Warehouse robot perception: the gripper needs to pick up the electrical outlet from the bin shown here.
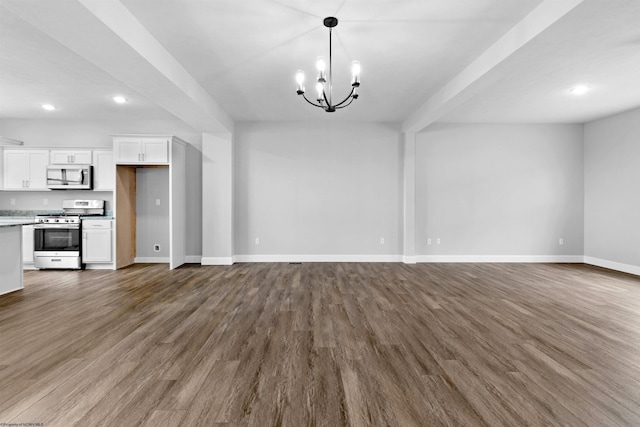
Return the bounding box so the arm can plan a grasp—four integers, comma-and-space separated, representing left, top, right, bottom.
427, 238, 431, 245
153, 244, 161, 252
559, 238, 564, 245
43, 198, 48, 206
380, 237, 385, 245
10, 198, 16, 206
436, 238, 441, 245
255, 237, 260, 245
156, 199, 160, 206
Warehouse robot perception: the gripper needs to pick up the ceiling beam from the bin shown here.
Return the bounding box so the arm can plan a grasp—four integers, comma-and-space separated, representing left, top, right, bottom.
402, 0, 584, 134
3, 0, 233, 133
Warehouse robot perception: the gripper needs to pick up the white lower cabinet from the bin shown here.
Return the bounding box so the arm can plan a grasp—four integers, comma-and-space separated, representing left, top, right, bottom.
82, 220, 113, 263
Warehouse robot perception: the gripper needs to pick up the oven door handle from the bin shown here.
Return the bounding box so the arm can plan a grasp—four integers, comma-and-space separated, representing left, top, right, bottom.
34, 224, 81, 229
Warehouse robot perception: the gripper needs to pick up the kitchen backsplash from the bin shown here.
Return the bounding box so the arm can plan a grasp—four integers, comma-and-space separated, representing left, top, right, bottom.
0, 210, 113, 217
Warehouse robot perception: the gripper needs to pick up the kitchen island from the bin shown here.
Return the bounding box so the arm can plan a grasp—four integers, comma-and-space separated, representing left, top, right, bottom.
0, 220, 33, 296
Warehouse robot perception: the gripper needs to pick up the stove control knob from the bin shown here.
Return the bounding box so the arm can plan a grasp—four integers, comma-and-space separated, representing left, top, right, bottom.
55, 219, 60, 223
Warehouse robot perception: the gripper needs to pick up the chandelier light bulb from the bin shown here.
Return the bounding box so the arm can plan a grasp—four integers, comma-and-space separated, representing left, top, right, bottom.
316, 57, 327, 83
296, 70, 305, 94
316, 57, 326, 72
351, 61, 361, 76
351, 61, 361, 87
316, 82, 324, 102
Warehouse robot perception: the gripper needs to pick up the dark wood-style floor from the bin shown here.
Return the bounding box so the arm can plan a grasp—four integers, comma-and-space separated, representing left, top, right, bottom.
1, 262, 640, 426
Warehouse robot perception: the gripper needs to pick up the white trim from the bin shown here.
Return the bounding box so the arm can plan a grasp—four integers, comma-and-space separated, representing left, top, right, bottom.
0, 287, 23, 296
185, 255, 202, 264
415, 255, 584, 263
201, 257, 234, 266
403, 256, 417, 264
233, 254, 403, 263
84, 264, 115, 270
134, 257, 170, 263
584, 257, 640, 276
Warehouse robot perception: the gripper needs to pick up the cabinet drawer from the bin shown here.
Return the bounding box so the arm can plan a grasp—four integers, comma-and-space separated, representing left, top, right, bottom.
82, 220, 112, 229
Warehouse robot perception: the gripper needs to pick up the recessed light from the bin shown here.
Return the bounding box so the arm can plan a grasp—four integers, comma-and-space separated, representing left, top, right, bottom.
569, 85, 590, 95
42, 104, 56, 111
113, 96, 128, 104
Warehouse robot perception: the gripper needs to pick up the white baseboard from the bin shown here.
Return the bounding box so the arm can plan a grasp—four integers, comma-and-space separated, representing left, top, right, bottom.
233, 254, 403, 263
201, 257, 234, 266
134, 257, 170, 263
0, 287, 23, 296
415, 255, 584, 263
84, 264, 115, 270
403, 256, 417, 264
185, 256, 202, 264
584, 256, 640, 276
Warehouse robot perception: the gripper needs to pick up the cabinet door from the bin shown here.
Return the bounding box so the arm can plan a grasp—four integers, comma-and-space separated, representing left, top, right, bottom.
83, 229, 112, 263
3, 151, 30, 189
142, 139, 168, 163
50, 151, 72, 164
93, 151, 114, 191
27, 151, 49, 189
71, 151, 92, 164
22, 226, 34, 263
115, 139, 142, 163
50, 150, 92, 164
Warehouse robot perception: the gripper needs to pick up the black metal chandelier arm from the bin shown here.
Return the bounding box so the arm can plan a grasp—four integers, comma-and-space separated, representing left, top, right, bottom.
335, 95, 356, 110
301, 93, 326, 109
332, 87, 357, 108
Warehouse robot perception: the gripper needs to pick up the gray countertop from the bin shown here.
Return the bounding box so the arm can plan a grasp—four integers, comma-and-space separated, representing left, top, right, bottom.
0, 219, 36, 228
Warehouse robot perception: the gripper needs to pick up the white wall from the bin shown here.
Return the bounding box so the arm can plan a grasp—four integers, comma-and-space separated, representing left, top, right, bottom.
201, 132, 234, 265
415, 123, 584, 259
0, 118, 203, 257
584, 107, 640, 273
136, 167, 170, 259
234, 121, 402, 260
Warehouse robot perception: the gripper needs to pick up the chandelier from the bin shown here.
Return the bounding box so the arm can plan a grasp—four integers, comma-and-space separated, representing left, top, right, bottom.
295, 17, 360, 113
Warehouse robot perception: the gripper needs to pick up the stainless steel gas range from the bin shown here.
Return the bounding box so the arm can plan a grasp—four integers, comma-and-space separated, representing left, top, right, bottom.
34, 200, 105, 269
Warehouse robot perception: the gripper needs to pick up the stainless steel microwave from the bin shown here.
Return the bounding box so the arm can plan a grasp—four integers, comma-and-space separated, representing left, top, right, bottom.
46, 165, 93, 190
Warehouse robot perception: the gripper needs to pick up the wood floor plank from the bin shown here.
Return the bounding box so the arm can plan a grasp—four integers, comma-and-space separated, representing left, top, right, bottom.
0, 262, 639, 425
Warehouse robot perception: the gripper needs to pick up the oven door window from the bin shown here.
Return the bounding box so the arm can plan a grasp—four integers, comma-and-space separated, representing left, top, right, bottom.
34, 228, 80, 252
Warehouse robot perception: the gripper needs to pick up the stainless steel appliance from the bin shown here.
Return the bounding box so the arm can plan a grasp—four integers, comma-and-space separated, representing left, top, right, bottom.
46, 165, 93, 190
34, 200, 105, 269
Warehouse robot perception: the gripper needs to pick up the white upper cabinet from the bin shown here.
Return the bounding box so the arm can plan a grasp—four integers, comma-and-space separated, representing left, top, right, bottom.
3, 150, 49, 190
113, 136, 169, 164
92, 150, 115, 191
50, 150, 92, 165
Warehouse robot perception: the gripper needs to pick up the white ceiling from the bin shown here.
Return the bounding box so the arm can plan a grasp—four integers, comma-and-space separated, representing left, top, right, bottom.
1, 0, 639, 131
